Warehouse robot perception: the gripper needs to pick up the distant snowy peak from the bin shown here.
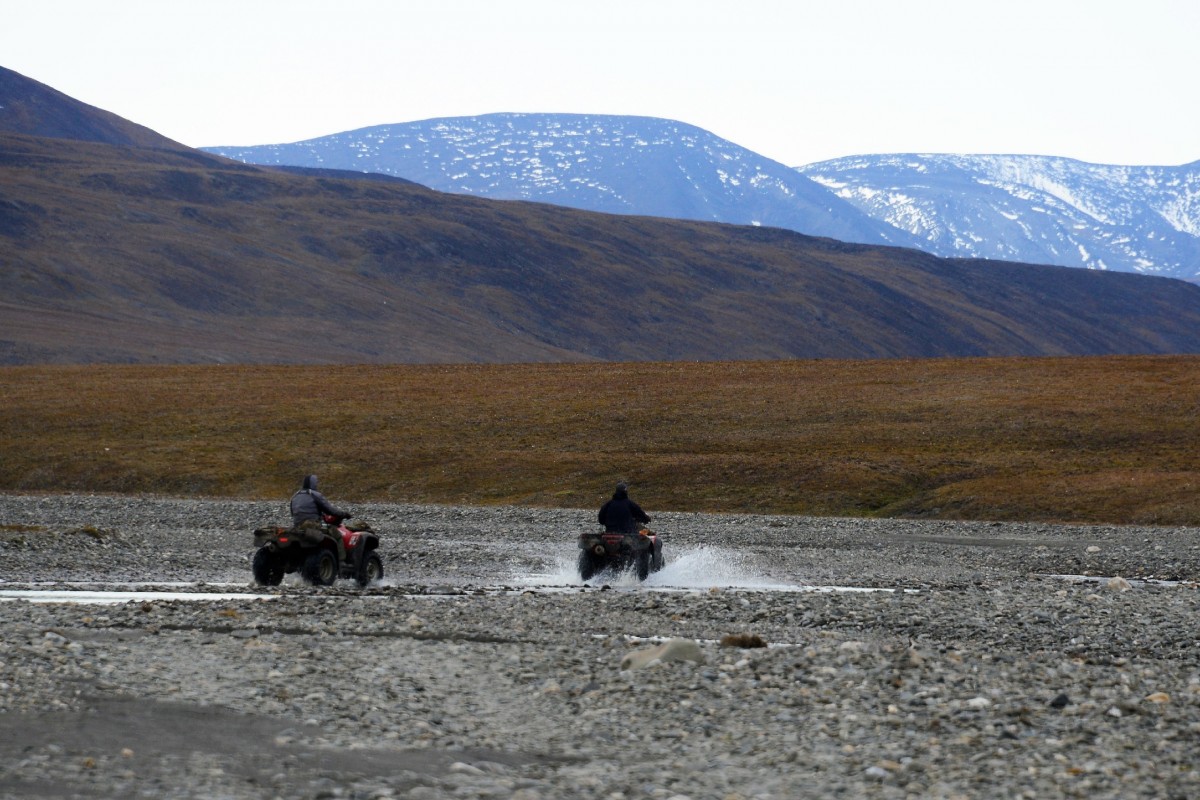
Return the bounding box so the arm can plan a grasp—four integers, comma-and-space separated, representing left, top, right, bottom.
800, 154, 1200, 279
215, 113, 776, 201
207, 115, 1200, 280
299, 114, 787, 208
205, 113, 914, 248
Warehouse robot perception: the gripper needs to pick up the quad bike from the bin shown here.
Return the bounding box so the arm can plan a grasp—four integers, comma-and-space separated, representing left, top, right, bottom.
577, 528, 665, 582
252, 513, 383, 587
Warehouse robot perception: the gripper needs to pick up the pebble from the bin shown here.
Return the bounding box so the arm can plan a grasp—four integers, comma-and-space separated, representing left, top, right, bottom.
0, 493, 1198, 799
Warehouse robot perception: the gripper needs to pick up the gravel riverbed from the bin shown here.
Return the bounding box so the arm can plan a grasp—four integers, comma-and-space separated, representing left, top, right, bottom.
1, 493, 1198, 799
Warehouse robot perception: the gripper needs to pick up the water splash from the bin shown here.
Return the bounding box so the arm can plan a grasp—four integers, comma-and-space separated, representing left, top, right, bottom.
517, 546, 804, 591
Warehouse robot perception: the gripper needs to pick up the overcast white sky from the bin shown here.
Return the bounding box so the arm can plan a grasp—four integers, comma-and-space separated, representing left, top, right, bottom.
4, 0, 1197, 166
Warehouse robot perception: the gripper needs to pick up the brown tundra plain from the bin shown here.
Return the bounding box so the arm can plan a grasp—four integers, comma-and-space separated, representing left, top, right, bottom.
2, 355, 1197, 526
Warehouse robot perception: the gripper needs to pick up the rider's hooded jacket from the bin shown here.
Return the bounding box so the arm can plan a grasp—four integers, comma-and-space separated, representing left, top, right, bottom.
290, 475, 349, 526
598, 484, 651, 534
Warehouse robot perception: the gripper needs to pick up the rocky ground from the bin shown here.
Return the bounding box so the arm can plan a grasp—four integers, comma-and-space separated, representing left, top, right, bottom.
0, 493, 1198, 799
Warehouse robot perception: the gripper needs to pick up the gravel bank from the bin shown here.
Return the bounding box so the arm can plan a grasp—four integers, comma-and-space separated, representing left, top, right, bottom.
1, 493, 1198, 799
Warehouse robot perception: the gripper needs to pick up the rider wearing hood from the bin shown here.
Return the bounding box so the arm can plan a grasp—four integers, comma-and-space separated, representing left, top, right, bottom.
290, 474, 350, 527
598, 482, 651, 534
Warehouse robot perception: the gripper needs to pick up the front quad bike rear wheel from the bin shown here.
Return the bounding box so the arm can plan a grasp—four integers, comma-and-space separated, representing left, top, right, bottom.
302, 549, 338, 586
635, 549, 652, 581
252, 547, 285, 586
356, 552, 384, 587
578, 549, 603, 582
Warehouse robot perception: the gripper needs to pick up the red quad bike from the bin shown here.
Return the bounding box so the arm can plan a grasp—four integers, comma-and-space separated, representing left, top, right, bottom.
252, 514, 383, 587
577, 528, 665, 582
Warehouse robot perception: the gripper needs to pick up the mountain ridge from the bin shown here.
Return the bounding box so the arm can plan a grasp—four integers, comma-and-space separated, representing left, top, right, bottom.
204, 112, 922, 250
6, 132, 1200, 365
0, 66, 188, 151
5, 68, 1200, 365
205, 113, 1200, 280
799, 153, 1200, 281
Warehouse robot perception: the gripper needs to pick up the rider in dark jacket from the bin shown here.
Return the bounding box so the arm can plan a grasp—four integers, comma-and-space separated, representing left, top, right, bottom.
290, 474, 350, 527
598, 483, 650, 534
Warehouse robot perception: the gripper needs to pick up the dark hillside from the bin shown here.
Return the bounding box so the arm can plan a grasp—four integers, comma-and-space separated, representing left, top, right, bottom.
5, 133, 1200, 364
0, 66, 187, 150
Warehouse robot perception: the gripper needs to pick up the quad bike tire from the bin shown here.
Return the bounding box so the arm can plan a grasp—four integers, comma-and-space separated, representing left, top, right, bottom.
578, 550, 603, 582
356, 552, 384, 587
302, 549, 338, 586
635, 549, 652, 581
252, 548, 285, 586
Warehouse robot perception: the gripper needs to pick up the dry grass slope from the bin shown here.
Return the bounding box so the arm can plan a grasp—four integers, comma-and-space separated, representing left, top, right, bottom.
3, 356, 1198, 526
7, 132, 1200, 365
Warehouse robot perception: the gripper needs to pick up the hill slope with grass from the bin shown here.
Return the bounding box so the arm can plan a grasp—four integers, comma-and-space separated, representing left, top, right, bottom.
0, 66, 187, 150
6, 131, 1200, 364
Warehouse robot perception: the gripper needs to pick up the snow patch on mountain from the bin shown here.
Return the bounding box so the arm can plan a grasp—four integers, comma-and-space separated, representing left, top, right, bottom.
205, 114, 1199, 280
204, 113, 915, 249
799, 154, 1200, 280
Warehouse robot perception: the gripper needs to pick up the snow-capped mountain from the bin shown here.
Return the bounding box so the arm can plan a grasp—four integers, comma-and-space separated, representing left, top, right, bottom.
798, 154, 1200, 281
206, 114, 1200, 281
204, 113, 918, 249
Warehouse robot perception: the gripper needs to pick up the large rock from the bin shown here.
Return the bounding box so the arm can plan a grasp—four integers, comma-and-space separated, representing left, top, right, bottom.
620, 638, 705, 670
